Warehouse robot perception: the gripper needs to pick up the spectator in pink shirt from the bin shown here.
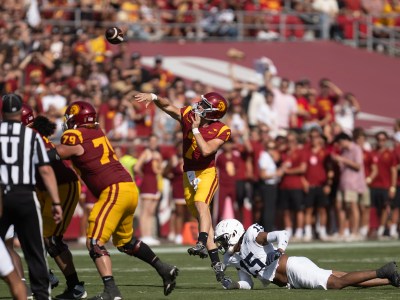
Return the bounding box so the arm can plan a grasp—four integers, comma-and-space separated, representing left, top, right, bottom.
332, 132, 367, 241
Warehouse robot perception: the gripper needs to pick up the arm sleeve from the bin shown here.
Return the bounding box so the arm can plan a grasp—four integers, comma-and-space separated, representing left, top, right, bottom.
237, 269, 254, 290
266, 230, 289, 251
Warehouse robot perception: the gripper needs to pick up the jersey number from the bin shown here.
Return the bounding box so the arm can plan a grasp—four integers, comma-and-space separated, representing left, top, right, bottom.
240, 252, 266, 277
92, 136, 118, 165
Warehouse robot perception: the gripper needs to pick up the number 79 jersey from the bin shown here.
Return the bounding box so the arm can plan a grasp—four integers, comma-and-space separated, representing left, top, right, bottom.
61, 127, 132, 198
239, 224, 279, 283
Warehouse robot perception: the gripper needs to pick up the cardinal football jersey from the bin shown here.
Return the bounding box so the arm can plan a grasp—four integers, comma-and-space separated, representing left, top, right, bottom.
61, 127, 132, 198
180, 106, 231, 171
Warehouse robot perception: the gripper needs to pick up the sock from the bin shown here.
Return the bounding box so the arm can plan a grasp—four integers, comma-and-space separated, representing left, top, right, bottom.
319, 226, 327, 238
304, 225, 312, 237
208, 248, 220, 265
389, 224, 398, 236
102, 276, 116, 289
66, 272, 80, 289
198, 232, 208, 245
359, 226, 368, 237
377, 225, 385, 236
133, 240, 159, 267
294, 228, 303, 238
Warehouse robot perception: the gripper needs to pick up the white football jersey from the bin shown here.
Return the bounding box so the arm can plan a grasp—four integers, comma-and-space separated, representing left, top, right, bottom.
239, 224, 279, 283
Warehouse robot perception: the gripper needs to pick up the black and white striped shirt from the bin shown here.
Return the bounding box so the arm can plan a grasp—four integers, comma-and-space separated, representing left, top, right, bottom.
0, 121, 50, 188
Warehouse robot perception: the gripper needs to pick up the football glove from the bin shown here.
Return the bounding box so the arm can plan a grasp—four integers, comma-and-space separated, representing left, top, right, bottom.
221, 277, 238, 290
266, 250, 282, 266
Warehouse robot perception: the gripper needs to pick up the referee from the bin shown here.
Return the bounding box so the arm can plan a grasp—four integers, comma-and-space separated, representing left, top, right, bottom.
0, 93, 63, 300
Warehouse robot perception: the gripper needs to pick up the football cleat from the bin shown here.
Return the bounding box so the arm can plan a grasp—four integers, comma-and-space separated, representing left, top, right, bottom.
88, 287, 122, 300
212, 262, 226, 282
187, 242, 208, 259
376, 261, 397, 279
49, 269, 59, 289
54, 281, 87, 299
157, 263, 179, 296
388, 271, 400, 288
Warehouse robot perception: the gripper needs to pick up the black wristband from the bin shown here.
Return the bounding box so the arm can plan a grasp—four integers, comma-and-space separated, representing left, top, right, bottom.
52, 203, 61, 206
47, 148, 60, 161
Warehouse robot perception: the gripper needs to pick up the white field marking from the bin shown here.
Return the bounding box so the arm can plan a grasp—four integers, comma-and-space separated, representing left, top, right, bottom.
46, 240, 400, 257
74, 266, 210, 273
319, 257, 396, 263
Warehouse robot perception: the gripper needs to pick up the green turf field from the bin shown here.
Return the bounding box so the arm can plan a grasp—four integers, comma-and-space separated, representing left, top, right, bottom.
1, 241, 400, 300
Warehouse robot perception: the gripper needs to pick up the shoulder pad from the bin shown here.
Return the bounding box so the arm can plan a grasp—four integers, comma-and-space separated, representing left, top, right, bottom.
61, 129, 83, 146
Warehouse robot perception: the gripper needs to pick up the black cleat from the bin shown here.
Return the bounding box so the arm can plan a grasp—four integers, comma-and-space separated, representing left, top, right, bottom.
157, 264, 179, 296
212, 262, 225, 282
388, 271, 400, 287
88, 287, 122, 300
187, 242, 208, 259
376, 261, 397, 279
54, 281, 88, 299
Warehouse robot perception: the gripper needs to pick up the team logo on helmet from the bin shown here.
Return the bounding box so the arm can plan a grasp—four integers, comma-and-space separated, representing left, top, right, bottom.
69, 104, 80, 115
217, 101, 226, 112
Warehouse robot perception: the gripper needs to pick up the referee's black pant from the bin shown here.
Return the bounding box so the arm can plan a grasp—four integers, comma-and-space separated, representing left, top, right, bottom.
0, 188, 50, 300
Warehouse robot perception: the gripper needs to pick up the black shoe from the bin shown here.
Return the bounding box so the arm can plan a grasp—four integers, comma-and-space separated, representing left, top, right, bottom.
157, 264, 179, 296
377, 261, 397, 279
54, 281, 88, 299
187, 242, 208, 259
212, 262, 225, 282
388, 271, 400, 287
49, 269, 59, 289
88, 287, 122, 300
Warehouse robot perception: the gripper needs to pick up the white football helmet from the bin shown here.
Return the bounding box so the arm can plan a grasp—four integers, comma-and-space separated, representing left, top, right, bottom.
214, 219, 245, 254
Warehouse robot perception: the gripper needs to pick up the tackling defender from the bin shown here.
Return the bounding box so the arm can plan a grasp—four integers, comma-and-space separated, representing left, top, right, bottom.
214, 219, 400, 290
48, 101, 178, 300
135, 92, 231, 282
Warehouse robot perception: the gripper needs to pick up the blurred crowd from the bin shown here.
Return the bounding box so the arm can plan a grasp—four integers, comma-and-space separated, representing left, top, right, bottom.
1, 0, 400, 42
1, 0, 400, 245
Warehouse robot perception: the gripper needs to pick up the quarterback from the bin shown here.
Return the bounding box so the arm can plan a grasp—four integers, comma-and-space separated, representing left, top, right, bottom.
214, 219, 400, 290
48, 101, 178, 300
135, 92, 231, 282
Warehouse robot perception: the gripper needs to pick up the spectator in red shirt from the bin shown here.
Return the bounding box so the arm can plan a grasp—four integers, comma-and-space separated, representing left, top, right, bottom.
370, 131, 398, 239
317, 78, 343, 126
215, 140, 238, 223
293, 81, 310, 129
278, 131, 307, 241
303, 128, 332, 241
392, 121, 400, 238
354, 127, 378, 239
98, 94, 120, 134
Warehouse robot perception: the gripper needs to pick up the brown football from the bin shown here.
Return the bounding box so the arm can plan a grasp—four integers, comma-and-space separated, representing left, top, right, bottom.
105, 27, 124, 44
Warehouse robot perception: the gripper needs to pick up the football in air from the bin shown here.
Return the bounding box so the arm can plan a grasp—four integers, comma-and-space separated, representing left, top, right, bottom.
105, 27, 124, 44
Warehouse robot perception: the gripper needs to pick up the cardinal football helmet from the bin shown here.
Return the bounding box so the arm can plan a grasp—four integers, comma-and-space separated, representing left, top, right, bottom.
192, 92, 228, 121
63, 101, 97, 131
214, 219, 245, 254
21, 103, 35, 127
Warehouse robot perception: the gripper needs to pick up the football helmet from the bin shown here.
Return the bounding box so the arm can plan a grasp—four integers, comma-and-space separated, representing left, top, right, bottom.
63, 101, 97, 131
21, 103, 35, 127
214, 219, 245, 254
191, 92, 228, 121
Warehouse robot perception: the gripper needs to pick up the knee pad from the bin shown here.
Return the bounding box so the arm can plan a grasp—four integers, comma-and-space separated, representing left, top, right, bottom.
45, 236, 68, 258
117, 237, 141, 256
89, 241, 110, 261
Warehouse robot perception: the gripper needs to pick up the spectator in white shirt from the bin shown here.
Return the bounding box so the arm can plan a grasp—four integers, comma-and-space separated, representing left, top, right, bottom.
272, 79, 298, 130
334, 93, 360, 136
256, 90, 279, 138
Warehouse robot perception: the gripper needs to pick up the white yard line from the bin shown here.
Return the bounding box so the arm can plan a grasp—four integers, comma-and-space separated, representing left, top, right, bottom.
61, 240, 400, 256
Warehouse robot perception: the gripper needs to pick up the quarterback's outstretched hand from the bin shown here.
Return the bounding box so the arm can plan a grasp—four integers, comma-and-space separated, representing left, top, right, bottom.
221, 277, 239, 290
134, 93, 153, 108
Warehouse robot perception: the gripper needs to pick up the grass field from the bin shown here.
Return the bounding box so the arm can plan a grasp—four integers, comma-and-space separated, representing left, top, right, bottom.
1, 241, 400, 300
